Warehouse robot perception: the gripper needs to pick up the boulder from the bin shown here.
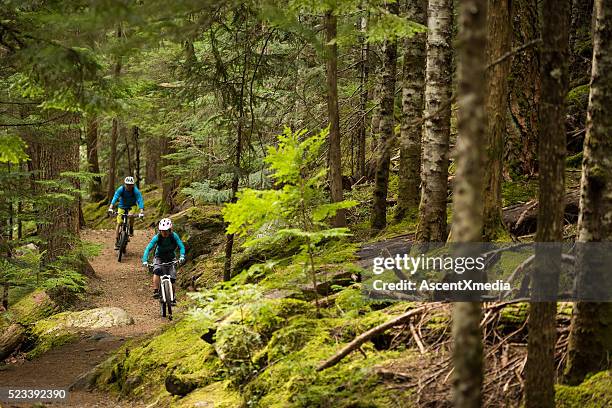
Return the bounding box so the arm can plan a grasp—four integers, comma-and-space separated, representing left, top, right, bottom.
34, 307, 134, 333
165, 373, 198, 396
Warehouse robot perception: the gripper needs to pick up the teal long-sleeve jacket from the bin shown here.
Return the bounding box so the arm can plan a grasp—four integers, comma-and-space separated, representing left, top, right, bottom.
142, 232, 186, 263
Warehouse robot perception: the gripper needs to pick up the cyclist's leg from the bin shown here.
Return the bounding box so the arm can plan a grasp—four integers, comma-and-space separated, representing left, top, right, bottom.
128, 206, 136, 236
170, 265, 177, 302
152, 258, 162, 297
115, 208, 125, 248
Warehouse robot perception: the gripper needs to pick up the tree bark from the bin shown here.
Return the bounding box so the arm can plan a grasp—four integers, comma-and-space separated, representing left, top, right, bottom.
160, 136, 178, 214
133, 126, 141, 187
106, 118, 119, 200
106, 26, 122, 201
483, 0, 511, 240
355, 13, 369, 180
569, 0, 594, 86
395, 0, 427, 222
506, 0, 540, 178
564, 0, 612, 385
85, 116, 104, 201
325, 11, 346, 228
371, 1, 399, 231
451, 1, 486, 406
145, 134, 160, 186
416, 0, 453, 242
27, 114, 81, 263
525, 1, 569, 407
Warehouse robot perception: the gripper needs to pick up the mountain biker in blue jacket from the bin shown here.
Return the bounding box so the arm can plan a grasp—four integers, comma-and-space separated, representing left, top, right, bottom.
107, 176, 145, 249
142, 218, 186, 305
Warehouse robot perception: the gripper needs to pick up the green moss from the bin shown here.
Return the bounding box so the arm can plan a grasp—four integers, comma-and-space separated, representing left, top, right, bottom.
174, 380, 242, 408
94, 317, 218, 397
334, 287, 369, 316
566, 84, 590, 107
9, 290, 59, 326
556, 371, 612, 408
566, 152, 583, 168
502, 179, 538, 206
26, 330, 79, 359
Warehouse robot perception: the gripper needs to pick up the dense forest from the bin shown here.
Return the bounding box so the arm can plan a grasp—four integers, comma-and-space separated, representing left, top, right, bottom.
0, 0, 611, 407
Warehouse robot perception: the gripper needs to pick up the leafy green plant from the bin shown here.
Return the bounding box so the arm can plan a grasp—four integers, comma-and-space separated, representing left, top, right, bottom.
223, 127, 357, 315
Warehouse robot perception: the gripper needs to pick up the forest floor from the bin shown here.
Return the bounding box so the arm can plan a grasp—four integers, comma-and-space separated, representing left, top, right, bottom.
0, 228, 167, 407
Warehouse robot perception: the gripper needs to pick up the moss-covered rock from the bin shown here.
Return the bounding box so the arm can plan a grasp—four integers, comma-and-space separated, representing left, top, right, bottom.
25, 307, 133, 359
174, 380, 242, 408
556, 370, 612, 408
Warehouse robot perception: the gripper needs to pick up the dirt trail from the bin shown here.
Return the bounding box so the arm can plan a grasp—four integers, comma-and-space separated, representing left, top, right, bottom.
0, 228, 170, 407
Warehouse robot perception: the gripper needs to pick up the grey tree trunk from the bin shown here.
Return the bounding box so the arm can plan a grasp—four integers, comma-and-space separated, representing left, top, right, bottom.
506, 0, 540, 178
145, 134, 160, 186
451, 1, 486, 406
371, 0, 399, 231
525, 0, 570, 407
85, 116, 104, 202
416, 0, 453, 242
106, 26, 122, 201
483, 0, 511, 240
356, 13, 369, 180
395, 0, 427, 222
564, 0, 612, 385
325, 11, 346, 227
569, 0, 594, 86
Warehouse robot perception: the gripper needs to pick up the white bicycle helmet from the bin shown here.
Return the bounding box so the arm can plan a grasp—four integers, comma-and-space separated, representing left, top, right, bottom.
124, 176, 135, 185
158, 218, 173, 231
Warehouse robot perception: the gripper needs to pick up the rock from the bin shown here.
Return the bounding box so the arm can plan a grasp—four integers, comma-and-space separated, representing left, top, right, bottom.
0, 323, 26, 361
35, 307, 134, 333
165, 373, 198, 396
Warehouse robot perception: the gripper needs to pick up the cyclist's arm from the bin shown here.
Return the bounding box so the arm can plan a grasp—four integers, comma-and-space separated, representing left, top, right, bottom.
142, 235, 158, 263
110, 186, 123, 207
134, 186, 145, 210
173, 232, 186, 258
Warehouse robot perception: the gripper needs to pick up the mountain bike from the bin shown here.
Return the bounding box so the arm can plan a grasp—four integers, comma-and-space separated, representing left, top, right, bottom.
147, 260, 179, 320
110, 210, 142, 262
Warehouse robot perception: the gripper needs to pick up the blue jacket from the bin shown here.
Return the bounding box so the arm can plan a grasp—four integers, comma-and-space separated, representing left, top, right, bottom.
111, 185, 144, 210
142, 232, 186, 263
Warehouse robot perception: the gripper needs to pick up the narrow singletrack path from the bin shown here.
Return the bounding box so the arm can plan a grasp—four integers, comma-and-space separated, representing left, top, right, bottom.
0, 228, 169, 407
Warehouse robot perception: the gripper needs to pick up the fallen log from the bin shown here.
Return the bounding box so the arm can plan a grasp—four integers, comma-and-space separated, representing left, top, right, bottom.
502, 188, 580, 236
0, 323, 25, 361
317, 305, 434, 371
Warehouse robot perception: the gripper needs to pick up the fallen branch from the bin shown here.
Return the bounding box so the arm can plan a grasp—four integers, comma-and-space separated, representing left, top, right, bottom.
317, 305, 434, 371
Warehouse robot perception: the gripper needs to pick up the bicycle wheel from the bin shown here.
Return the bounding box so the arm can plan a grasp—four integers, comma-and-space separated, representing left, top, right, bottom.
117, 231, 125, 262
160, 299, 166, 317
162, 280, 173, 319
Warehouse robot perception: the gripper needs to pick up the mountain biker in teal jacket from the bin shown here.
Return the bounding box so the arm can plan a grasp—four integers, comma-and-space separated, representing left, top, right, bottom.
142, 218, 186, 305
107, 176, 145, 249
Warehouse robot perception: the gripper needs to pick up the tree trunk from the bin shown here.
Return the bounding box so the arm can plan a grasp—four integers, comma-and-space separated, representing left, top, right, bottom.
506, 0, 540, 178
28, 114, 81, 263
371, 1, 399, 231
325, 11, 346, 228
525, 1, 569, 407
85, 116, 104, 201
564, 0, 612, 385
133, 126, 141, 187
483, 0, 511, 240
395, 0, 427, 222
106, 118, 119, 201
145, 134, 160, 186
570, 0, 594, 86
451, 1, 486, 406
106, 26, 122, 201
356, 13, 369, 180
0, 323, 25, 361
160, 136, 178, 214
124, 124, 133, 177
416, 0, 453, 242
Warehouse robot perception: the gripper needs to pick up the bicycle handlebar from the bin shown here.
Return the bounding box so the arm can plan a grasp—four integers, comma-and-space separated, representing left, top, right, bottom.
109, 210, 143, 218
